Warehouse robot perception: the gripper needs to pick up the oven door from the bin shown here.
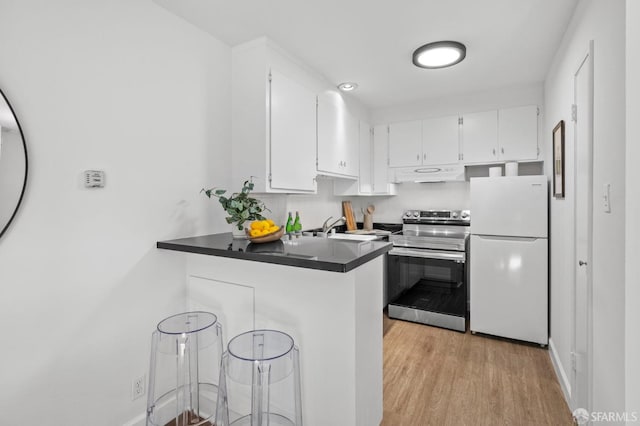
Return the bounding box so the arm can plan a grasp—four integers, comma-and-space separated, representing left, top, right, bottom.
387, 247, 467, 330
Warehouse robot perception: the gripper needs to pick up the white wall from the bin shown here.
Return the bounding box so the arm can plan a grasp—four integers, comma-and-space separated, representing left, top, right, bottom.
626, 0, 640, 419
0, 1, 231, 424
544, 0, 626, 418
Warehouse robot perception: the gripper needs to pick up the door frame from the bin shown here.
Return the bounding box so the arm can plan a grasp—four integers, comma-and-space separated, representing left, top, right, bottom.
571, 40, 594, 416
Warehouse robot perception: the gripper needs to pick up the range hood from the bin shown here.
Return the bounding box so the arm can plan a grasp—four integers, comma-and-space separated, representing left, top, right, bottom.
392, 165, 465, 183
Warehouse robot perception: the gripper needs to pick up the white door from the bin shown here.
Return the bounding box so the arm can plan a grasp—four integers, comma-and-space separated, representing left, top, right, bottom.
461, 110, 498, 163
422, 115, 460, 165
573, 43, 594, 415
470, 235, 548, 345
388, 120, 422, 167
269, 69, 317, 192
498, 105, 539, 161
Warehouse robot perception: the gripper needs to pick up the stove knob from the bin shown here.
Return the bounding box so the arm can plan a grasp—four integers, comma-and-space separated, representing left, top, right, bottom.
403, 211, 411, 219
452, 212, 459, 218
413, 211, 420, 218
461, 211, 469, 219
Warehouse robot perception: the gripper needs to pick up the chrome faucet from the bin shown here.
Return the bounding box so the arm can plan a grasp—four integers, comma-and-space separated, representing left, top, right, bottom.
322, 216, 346, 233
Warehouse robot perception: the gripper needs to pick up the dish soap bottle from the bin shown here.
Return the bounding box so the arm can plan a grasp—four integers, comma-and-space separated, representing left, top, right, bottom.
293, 211, 302, 234
285, 212, 294, 234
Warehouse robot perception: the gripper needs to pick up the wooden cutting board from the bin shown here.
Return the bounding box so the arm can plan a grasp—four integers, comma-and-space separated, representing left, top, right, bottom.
342, 201, 357, 231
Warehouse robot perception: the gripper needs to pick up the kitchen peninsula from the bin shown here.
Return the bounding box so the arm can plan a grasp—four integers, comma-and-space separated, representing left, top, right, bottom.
157, 233, 392, 426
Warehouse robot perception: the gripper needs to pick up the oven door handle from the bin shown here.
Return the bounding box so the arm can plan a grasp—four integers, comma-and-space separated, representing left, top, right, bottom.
389, 247, 466, 262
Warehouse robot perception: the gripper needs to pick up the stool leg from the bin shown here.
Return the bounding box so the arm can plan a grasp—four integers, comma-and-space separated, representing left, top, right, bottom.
293, 347, 303, 426
252, 362, 271, 426
146, 331, 159, 426
216, 352, 230, 426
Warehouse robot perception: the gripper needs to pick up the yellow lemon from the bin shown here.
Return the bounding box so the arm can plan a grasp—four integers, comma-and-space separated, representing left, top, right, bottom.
250, 229, 261, 237
250, 221, 261, 230
266, 219, 275, 226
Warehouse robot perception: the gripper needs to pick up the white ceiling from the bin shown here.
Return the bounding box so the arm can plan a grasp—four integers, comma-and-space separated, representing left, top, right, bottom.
154, 0, 578, 110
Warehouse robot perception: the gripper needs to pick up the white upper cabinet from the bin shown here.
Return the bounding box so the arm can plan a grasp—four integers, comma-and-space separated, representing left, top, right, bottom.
422, 115, 460, 165
372, 125, 396, 195
461, 106, 539, 164
231, 38, 318, 193
460, 110, 499, 163
358, 121, 373, 194
317, 90, 359, 178
498, 105, 539, 161
388, 120, 422, 167
270, 70, 318, 192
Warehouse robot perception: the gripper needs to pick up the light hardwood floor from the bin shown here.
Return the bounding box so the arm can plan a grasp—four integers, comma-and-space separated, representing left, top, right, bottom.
382, 315, 574, 425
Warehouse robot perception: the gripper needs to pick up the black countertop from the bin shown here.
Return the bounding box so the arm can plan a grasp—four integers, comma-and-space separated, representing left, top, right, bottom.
157, 233, 392, 273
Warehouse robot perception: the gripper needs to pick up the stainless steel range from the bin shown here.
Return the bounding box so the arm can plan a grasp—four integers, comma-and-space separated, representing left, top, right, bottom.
387, 209, 470, 332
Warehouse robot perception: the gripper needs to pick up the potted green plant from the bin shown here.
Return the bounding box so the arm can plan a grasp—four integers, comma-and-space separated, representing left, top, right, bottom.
201, 179, 269, 238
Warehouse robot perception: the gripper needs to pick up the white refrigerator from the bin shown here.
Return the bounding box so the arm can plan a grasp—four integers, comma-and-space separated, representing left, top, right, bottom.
470, 175, 548, 345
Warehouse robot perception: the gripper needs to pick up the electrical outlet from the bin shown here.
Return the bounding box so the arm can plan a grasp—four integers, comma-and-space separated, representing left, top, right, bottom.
132, 375, 146, 401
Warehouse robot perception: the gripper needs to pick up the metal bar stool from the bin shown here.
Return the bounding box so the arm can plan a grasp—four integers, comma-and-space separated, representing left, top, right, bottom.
216, 329, 302, 426
146, 311, 223, 426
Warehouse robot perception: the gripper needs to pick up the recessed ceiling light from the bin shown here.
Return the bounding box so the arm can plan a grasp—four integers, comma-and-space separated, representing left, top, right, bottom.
338, 82, 358, 92
412, 41, 466, 69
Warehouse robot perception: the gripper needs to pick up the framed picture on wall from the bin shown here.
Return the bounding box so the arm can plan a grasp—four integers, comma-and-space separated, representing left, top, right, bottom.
553, 120, 565, 199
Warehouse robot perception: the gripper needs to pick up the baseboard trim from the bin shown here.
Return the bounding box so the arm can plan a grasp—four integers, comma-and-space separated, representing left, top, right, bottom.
548, 337, 572, 409
122, 412, 145, 426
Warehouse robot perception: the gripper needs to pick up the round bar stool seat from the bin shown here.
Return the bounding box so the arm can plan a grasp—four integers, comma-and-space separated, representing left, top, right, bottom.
146, 311, 223, 426
216, 329, 302, 426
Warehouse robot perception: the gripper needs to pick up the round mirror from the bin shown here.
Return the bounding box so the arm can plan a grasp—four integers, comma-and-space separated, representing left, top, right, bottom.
0, 88, 28, 240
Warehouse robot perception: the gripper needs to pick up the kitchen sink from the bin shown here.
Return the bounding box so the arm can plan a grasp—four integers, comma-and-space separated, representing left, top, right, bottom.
328, 234, 380, 241
301, 229, 382, 241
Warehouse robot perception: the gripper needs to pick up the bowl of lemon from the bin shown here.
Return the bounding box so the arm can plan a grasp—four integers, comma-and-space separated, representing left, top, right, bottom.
245, 219, 284, 243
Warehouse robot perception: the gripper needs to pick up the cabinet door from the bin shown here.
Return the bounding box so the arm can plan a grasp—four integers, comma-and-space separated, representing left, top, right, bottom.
422, 115, 460, 165
372, 125, 390, 194
317, 90, 342, 174
317, 91, 358, 177
343, 110, 360, 176
359, 121, 372, 194
388, 120, 422, 167
270, 69, 317, 191
498, 105, 538, 161
461, 110, 498, 163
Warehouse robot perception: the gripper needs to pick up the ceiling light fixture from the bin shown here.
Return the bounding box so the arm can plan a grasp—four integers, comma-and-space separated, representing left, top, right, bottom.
338, 82, 358, 92
412, 41, 466, 69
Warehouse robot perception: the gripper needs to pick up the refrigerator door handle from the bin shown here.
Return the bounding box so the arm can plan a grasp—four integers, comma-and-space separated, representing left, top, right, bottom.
474, 235, 543, 242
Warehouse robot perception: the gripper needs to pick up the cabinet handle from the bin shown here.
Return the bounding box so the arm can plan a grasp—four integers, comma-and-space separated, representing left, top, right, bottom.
492, 148, 496, 156
501, 147, 504, 154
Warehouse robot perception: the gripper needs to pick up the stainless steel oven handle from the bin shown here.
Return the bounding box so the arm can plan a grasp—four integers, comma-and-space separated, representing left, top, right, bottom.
389, 247, 466, 262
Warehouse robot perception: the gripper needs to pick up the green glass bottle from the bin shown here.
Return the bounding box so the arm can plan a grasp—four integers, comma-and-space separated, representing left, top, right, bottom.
293, 211, 302, 234
285, 212, 294, 234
